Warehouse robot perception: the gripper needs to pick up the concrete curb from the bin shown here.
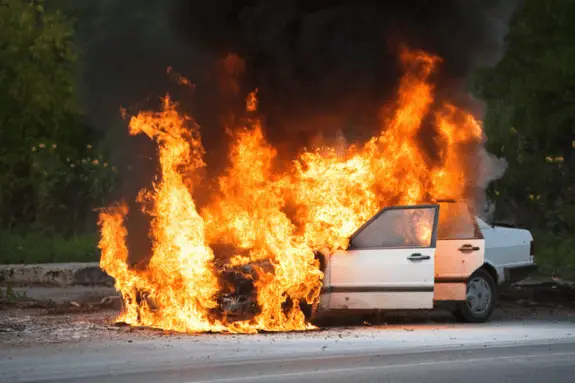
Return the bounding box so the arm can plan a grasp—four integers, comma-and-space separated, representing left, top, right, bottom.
0, 263, 115, 287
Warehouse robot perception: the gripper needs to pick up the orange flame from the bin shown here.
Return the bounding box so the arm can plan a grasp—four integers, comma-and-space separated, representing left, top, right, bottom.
99, 49, 484, 333
246, 89, 258, 112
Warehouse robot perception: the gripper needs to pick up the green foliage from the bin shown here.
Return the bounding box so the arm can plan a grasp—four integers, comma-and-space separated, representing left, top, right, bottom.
473, 0, 575, 236
0, 0, 77, 127
0, 0, 75, 226
0, 0, 117, 234
531, 230, 575, 280
24, 139, 117, 233
473, 0, 575, 276
0, 230, 99, 264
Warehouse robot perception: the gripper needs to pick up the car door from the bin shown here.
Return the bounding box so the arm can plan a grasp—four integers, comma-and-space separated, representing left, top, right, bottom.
327, 204, 439, 310
435, 201, 485, 283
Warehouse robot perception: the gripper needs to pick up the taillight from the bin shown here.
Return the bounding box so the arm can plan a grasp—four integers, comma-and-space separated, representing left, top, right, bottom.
530, 240, 535, 257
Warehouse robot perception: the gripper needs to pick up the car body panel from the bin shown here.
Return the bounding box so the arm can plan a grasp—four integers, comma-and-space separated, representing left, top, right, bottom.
328, 290, 435, 310
477, 217, 534, 284
433, 282, 466, 301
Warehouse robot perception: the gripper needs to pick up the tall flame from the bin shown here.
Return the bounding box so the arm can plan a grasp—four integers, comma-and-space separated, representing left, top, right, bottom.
99, 49, 484, 333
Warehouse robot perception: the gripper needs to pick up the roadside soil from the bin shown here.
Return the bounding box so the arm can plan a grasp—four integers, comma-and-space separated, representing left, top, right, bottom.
1, 297, 574, 347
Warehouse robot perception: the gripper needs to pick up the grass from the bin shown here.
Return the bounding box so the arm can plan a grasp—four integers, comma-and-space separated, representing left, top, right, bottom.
0, 231, 100, 264
531, 230, 575, 280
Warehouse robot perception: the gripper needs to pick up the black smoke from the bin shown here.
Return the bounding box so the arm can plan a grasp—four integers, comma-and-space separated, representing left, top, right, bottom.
82, 1, 521, 262
170, 0, 522, 155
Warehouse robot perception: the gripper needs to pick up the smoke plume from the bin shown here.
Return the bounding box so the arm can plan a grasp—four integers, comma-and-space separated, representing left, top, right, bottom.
87, 1, 522, 261
171, 0, 521, 153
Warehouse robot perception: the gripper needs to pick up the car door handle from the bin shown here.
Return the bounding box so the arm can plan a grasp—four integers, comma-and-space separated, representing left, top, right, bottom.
407, 253, 431, 261
458, 244, 480, 252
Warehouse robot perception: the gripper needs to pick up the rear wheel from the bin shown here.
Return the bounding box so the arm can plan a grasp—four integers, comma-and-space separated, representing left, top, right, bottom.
453, 269, 497, 323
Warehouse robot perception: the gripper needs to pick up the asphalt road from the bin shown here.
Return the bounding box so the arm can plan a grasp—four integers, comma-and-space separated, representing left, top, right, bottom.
2, 321, 575, 383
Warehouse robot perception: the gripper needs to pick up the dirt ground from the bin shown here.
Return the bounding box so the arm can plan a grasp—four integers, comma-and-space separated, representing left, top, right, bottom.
1, 300, 574, 348
2, 279, 574, 347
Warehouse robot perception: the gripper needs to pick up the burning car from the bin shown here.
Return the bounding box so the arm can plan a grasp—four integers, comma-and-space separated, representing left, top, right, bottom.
99, 49, 532, 333
218, 200, 536, 324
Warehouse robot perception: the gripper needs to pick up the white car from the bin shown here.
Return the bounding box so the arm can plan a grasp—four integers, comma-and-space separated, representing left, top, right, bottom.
314, 200, 536, 323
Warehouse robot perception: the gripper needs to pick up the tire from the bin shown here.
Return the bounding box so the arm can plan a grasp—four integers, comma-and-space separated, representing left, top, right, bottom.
453, 268, 497, 323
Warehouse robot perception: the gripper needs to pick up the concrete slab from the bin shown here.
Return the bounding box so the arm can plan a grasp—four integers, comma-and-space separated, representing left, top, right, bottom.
0, 263, 114, 286
10, 286, 119, 304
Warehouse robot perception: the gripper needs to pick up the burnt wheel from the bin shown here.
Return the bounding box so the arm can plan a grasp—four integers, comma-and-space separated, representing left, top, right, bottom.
453, 268, 497, 323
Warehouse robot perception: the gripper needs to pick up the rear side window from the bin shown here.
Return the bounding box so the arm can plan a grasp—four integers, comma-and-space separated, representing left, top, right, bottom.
437, 202, 482, 240
350, 207, 437, 249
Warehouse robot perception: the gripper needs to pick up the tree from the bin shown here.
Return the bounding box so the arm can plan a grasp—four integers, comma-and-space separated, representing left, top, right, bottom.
0, 0, 115, 233
473, 0, 575, 233
44, 0, 195, 157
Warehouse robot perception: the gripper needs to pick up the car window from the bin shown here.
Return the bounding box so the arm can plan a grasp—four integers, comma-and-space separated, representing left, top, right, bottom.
350, 207, 436, 249
437, 202, 481, 240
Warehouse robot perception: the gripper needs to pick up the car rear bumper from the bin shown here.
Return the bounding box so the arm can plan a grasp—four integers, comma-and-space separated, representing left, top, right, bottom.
504, 264, 538, 285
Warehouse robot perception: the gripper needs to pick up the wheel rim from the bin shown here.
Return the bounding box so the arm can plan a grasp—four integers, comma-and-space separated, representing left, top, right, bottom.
466, 276, 492, 316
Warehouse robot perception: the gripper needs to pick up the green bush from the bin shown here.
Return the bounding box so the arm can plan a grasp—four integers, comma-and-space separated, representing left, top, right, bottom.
0, 1, 117, 235
0, 231, 99, 264
531, 230, 575, 280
